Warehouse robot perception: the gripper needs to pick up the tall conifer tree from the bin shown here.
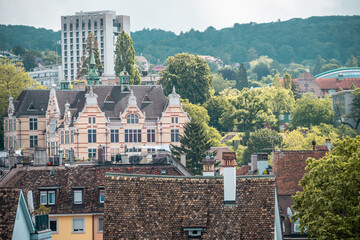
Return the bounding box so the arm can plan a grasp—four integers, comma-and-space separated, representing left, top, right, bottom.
77, 32, 102, 78
236, 63, 248, 90
114, 30, 136, 84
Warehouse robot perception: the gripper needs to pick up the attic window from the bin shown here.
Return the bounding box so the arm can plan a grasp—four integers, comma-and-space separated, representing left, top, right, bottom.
27, 102, 37, 111
123, 86, 130, 92
143, 95, 151, 102
183, 228, 206, 238
105, 95, 114, 103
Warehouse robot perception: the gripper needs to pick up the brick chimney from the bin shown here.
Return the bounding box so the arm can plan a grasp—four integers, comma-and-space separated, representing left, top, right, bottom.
221, 152, 237, 204
202, 153, 215, 176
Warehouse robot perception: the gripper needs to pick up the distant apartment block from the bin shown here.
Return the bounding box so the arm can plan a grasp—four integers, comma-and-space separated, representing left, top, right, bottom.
61, 10, 130, 81
28, 65, 63, 87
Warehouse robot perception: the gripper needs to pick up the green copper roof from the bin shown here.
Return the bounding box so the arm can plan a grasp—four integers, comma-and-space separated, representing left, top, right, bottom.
315, 67, 360, 79
87, 50, 99, 85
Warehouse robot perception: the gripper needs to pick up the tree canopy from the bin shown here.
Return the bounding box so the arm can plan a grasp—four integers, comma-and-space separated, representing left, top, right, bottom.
114, 30, 136, 84
293, 136, 360, 239
0, 58, 46, 114
159, 53, 213, 104
291, 92, 334, 128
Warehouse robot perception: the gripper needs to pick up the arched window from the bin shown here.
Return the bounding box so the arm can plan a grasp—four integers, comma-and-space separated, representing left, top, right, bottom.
127, 114, 139, 124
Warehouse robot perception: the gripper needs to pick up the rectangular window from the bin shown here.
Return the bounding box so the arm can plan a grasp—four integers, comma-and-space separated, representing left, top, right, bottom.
171, 129, 179, 142
40, 190, 56, 205
98, 216, 104, 232
110, 129, 119, 143
9, 119, 12, 132
30, 135, 38, 148
171, 116, 178, 124
88, 148, 96, 159
5, 119, 8, 132
88, 116, 96, 124
49, 218, 58, 233
125, 129, 141, 143
294, 219, 301, 232
147, 148, 156, 154
61, 131, 64, 144
147, 129, 155, 142
73, 190, 83, 204
99, 189, 105, 203
72, 217, 85, 233
13, 119, 16, 131
65, 130, 69, 144
30, 118, 38, 130
88, 129, 96, 143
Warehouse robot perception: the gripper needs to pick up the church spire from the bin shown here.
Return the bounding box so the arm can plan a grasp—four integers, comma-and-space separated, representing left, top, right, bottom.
87, 50, 100, 86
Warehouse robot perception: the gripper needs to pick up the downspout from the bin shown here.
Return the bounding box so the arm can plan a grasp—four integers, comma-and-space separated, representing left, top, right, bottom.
18, 118, 21, 148
92, 215, 95, 240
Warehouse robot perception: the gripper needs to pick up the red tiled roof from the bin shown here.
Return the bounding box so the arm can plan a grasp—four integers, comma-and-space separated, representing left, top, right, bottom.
273, 151, 328, 196
316, 78, 360, 90
236, 165, 249, 175
0, 188, 20, 239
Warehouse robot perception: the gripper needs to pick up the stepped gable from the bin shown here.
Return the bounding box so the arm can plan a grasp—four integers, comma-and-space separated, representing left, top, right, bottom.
105, 174, 276, 239
0, 188, 20, 240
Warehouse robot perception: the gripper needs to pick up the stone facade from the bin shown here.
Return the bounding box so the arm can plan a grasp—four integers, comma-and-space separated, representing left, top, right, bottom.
4, 85, 188, 161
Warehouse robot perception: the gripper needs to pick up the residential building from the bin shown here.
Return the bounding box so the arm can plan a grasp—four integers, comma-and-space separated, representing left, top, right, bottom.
0, 51, 22, 62
28, 65, 63, 87
104, 170, 282, 239
0, 188, 52, 240
135, 55, 150, 71
285, 68, 360, 98
61, 11, 130, 81
0, 162, 190, 240
208, 146, 231, 175
3, 71, 188, 161
272, 150, 328, 239
332, 90, 359, 131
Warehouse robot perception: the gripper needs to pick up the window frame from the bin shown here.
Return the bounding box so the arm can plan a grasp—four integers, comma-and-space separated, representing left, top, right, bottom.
171, 116, 178, 124
49, 218, 58, 233
30, 135, 38, 148
29, 117, 38, 131
171, 129, 179, 142
125, 129, 141, 143
97, 216, 104, 233
147, 129, 155, 143
40, 190, 56, 206
126, 114, 139, 124
88, 116, 96, 125
73, 189, 83, 205
72, 217, 85, 233
99, 189, 105, 204
110, 129, 119, 143
88, 129, 96, 143
88, 148, 97, 159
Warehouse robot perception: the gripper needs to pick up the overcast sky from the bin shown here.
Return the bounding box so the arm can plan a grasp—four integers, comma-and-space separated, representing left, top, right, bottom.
0, 0, 359, 34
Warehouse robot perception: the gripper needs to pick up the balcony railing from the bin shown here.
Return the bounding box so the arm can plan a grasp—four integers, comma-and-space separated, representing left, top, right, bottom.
35, 214, 49, 231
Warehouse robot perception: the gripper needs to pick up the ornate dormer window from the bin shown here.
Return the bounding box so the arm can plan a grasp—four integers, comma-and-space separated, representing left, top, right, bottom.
27, 102, 37, 111
105, 95, 114, 103
142, 95, 151, 103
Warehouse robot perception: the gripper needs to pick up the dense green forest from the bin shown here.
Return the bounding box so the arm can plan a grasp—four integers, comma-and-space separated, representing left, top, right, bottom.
1, 16, 360, 66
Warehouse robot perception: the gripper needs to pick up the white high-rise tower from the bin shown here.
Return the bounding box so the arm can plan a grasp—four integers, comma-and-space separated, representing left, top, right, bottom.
61, 11, 130, 81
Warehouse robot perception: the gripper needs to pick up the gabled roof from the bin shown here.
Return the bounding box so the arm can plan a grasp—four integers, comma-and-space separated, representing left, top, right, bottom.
273, 150, 328, 196
2, 164, 184, 215
0, 188, 20, 239
12, 85, 169, 120
104, 173, 277, 239
316, 78, 360, 90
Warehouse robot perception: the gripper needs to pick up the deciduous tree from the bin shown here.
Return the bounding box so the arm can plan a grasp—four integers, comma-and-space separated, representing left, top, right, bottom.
293, 136, 360, 239
159, 53, 212, 104
291, 92, 334, 128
